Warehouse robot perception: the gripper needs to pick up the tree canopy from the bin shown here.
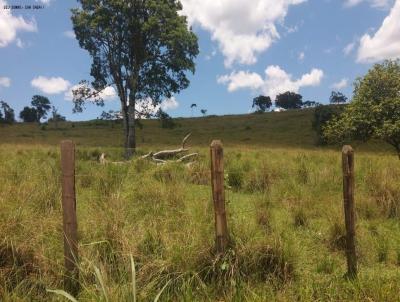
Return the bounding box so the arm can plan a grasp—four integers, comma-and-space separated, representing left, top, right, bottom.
0, 101, 15, 124
31, 95, 51, 122
329, 91, 348, 104
324, 60, 400, 158
275, 91, 303, 109
71, 0, 199, 157
252, 95, 272, 113
20, 107, 38, 123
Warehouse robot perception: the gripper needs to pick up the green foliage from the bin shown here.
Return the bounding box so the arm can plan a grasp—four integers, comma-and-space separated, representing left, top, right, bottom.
329, 91, 348, 104
252, 95, 272, 113
275, 91, 303, 109
324, 60, 400, 158
31, 95, 51, 122
302, 100, 320, 108
0, 101, 15, 124
48, 106, 66, 123
312, 104, 346, 145
19, 106, 38, 123
71, 0, 199, 152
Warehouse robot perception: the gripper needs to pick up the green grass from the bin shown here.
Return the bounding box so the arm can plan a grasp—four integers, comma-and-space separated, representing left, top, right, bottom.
1, 110, 400, 301
0, 109, 393, 154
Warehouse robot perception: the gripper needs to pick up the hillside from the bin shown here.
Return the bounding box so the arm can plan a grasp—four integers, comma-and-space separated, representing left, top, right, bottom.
0, 108, 392, 154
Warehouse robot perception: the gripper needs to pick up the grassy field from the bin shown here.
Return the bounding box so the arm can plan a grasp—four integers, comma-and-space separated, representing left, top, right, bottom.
1, 109, 400, 301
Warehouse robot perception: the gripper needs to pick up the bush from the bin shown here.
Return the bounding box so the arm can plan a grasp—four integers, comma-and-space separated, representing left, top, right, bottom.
312, 104, 346, 145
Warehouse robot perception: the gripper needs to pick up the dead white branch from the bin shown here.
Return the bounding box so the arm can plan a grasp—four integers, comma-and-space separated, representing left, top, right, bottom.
140, 133, 197, 165
176, 153, 199, 162
152, 148, 189, 160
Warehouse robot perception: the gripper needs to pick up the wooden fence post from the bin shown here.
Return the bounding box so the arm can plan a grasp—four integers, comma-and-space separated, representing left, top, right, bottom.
342, 145, 357, 278
210, 140, 229, 254
60, 140, 79, 294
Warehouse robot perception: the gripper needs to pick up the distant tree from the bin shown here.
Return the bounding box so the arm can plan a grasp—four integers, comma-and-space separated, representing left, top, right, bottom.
71, 0, 199, 158
324, 60, 400, 159
252, 95, 272, 113
275, 91, 303, 109
20, 106, 38, 123
302, 100, 321, 108
190, 103, 197, 116
48, 106, 66, 128
200, 109, 207, 116
156, 108, 175, 129
329, 91, 348, 104
0, 101, 15, 124
31, 95, 51, 122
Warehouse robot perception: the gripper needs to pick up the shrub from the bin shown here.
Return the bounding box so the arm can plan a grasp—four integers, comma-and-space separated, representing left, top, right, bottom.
312, 104, 346, 145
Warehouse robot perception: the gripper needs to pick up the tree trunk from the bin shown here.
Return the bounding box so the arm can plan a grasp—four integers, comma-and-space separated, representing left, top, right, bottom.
121, 104, 130, 159
125, 102, 136, 158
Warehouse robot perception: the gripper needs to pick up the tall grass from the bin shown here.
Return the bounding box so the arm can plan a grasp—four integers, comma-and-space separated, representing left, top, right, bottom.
1, 144, 400, 301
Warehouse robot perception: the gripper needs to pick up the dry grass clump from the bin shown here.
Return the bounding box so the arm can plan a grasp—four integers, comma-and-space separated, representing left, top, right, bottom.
365, 167, 400, 218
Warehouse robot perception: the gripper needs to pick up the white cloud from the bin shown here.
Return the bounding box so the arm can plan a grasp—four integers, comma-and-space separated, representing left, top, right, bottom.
135, 97, 179, 118
161, 97, 179, 111
180, 0, 307, 67
218, 65, 324, 99
331, 78, 349, 89
0, 77, 11, 88
31, 76, 71, 94
64, 30, 75, 39
64, 83, 117, 101
0, 0, 37, 47
357, 0, 400, 63
344, 0, 394, 9
343, 42, 355, 55
217, 71, 264, 92
298, 51, 305, 61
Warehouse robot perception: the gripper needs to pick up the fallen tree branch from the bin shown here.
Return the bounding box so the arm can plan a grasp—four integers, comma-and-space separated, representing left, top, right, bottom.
140, 133, 197, 165
141, 151, 153, 159
153, 148, 189, 160
176, 153, 199, 162
182, 132, 191, 149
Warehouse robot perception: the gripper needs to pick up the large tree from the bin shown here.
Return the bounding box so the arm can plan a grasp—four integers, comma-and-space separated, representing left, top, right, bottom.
0, 101, 15, 124
20, 106, 38, 122
275, 91, 303, 110
252, 95, 272, 113
324, 60, 400, 159
31, 95, 51, 122
71, 0, 199, 157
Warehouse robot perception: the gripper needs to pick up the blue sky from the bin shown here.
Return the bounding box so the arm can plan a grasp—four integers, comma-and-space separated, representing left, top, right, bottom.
0, 0, 399, 121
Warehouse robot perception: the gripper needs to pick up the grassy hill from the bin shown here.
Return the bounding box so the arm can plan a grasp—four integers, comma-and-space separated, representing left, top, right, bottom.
0, 108, 393, 155
2, 108, 400, 301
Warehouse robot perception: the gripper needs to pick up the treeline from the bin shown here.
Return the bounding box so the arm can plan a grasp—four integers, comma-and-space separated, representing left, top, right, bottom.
251, 90, 347, 113
20, 95, 65, 124
0, 95, 66, 126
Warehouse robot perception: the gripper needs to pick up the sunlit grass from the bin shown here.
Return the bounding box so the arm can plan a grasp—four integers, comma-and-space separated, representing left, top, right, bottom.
1, 142, 400, 301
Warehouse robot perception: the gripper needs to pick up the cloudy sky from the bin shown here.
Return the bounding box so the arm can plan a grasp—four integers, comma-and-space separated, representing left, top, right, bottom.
0, 0, 399, 121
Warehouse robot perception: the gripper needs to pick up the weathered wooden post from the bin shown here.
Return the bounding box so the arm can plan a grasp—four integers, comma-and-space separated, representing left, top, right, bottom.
60, 140, 79, 294
342, 145, 357, 278
210, 140, 229, 254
